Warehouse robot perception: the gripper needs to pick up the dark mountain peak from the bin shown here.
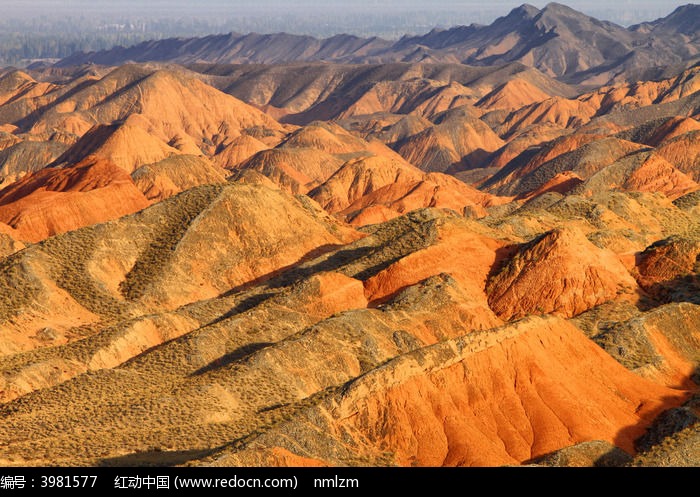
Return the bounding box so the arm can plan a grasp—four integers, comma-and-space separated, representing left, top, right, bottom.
492, 4, 540, 28
534, 2, 628, 34
537, 2, 592, 23
482, 4, 541, 37
669, 3, 700, 15
495, 3, 595, 34
652, 4, 700, 34
542, 2, 581, 14
511, 4, 541, 19
327, 33, 362, 42
399, 3, 551, 51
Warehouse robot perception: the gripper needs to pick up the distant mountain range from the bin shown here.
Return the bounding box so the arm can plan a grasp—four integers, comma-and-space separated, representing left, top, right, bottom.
55, 2, 700, 85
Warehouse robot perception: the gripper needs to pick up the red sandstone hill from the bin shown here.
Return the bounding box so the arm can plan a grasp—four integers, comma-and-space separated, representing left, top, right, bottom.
654, 130, 700, 183
8, 205, 691, 467
487, 227, 640, 320
206, 315, 688, 466
0, 155, 150, 242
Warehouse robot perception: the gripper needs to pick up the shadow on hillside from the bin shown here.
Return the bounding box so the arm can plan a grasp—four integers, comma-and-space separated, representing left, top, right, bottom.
206, 292, 278, 326
213, 243, 343, 299
643, 273, 700, 307
445, 149, 494, 174
202, 243, 383, 326
99, 448, 213, 467
485, 244, 522, 281
523, 443, 633, 467
613, 366, 699, 463
278, 95, 345, 125
216, 240, 414, 302
191, 342, 273, 376
266, 243, 408, 288
200, 237, 429, 329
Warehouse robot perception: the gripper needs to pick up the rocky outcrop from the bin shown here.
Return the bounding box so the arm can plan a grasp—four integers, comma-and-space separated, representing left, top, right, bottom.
487, 227, 639, 320
635, 237, 700, 299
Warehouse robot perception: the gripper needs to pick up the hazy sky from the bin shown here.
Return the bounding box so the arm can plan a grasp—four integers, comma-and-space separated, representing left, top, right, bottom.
0, 1, 692, 27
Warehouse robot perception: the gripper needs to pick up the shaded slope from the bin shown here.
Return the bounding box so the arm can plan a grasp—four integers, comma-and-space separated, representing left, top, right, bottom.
0, 140, 68, 189
395, 109, 504, 172
591, 303, 700, 388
